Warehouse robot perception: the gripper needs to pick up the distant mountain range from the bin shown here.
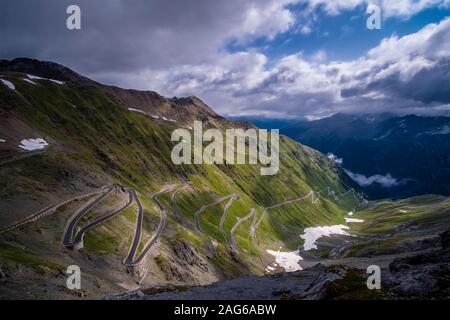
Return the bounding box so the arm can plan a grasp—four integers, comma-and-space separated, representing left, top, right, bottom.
278, 113, 450, 199
228, 116, 298, 130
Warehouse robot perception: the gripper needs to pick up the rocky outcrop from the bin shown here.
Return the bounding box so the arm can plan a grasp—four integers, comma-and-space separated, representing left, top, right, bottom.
172, 240, 208, 272
154, 241, 211, 283
112, 265, 376, 300
299, 265, 348, 299
155, 255, 187, 282
386, 229, 450, 298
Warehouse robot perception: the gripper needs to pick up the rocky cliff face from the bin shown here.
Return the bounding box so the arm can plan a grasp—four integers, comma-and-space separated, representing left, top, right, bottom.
387, 229, 450, 298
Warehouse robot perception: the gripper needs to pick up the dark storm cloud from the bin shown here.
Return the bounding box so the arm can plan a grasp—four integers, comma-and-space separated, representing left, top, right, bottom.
368, 60, 450, 104
0, 0, 262, 74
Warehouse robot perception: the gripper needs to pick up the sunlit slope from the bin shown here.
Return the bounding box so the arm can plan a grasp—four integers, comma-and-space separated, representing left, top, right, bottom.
337, 195, 450, 258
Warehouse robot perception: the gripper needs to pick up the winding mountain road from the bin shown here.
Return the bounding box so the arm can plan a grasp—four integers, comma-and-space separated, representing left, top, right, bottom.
123, 184, 179, 267
1, 172, 371, 279
62, 188, 134, 250
219, 193, 240, 243
249, 186, 367, 244
55, 183, 184, 268
171, 183, 191, 218
194, 194, 237, 256
230, 208, 256, 255
62, 185, 116, 248
0, 185, 112, 235
251, 191, 314, 243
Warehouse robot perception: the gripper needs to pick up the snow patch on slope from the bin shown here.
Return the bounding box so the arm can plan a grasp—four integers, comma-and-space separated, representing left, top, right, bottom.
266, 249, 303, 272
23, 78, 36, 85
300, 225, 350, 251
345, 217, 364, 223
429, 125, 450, 135
19, 138, 49, 151
373, 129, 393, 141
128, 108, 147, 115
27, 74, 64, 85
1, 79, 15, 90
128, 108, 163, 120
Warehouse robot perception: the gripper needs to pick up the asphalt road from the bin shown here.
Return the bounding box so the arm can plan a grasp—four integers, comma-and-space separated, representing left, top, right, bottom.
63, 189, 134, 249
251, 191, 314, 243
249, 187, 367, 244
230, 208, 256, 255
122, 189, 145, 266
62, 185, 116, 247
0, 185, 112, 235
219, 193, 240, 243
194, 194, 236, 255
123, 184, 179, 266
171, 183, 191, 219
2, 177, 371, 279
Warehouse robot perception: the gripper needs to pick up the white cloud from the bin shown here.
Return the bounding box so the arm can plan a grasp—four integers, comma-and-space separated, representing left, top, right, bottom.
304, 0, 450, 18
305, 0, 363, 16
311, 49, 328, 62
145, 17, 450, 119
327, 153, 343, 165
300, 25, 313, 35
240, 0, 300, 42
345, 170, 399, 188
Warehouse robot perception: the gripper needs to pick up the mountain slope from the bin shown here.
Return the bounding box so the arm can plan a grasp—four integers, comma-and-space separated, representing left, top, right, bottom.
0, 58, 362, 299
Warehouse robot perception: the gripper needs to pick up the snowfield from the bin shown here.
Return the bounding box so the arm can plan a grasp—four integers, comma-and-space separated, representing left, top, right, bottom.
345, 217, 364, 223
432, 126, 450, 135
27, 74, 64, 85
266, 266, 275, 272
1, 78, 15, 90
23, 78, 36, 85
300, 225, 350, 251
266, 249, 303, 272
128, 108, 147, 115
128, 108, 163, 120
19, 138, 49, 151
